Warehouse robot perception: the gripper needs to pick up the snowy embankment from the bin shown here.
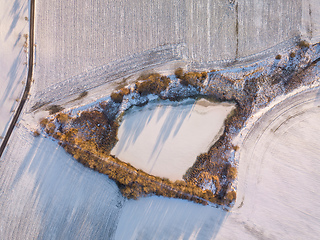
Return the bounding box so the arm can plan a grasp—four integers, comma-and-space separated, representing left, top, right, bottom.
112, 98, 234, 180
0, 0, 28, 143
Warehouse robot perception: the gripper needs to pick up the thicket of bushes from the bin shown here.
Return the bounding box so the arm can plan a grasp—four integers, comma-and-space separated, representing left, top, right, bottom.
109, 70, 208, 105
136, 73, 170, 96
110, 87, 130, 103
63, 143, 218, 205
41, 112, 217, 205
40, 69, 240, 207
175, 68, 207, 88
109, 73, 170, 104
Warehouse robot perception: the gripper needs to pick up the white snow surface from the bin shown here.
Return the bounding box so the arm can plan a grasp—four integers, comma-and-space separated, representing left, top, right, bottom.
302, 0, 320, 43
0, 125, 124, 239
32, 0, 306, 107
112, 98, 234, 180
1, 0, 320, 239
114, 86, 320, 240
0, 0, 28, 143
1, 80, 320, 240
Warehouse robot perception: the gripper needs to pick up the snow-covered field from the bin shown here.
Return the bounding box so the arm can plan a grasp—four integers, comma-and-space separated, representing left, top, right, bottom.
1, 85, 318, 239
222, 87, 320, 239
1, 0, 320, 239
0, 125, 124, 239
32, 0, 306, 108
114, 86, 320, 240
112, 98, 234, 180
0, 0, 28, 143
302, 0, 320, 43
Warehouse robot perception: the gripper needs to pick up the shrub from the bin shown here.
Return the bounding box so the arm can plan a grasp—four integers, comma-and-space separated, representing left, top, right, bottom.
227, 166, 237, 180
179, 71, 207, 87
201, 71, 208, 80
110, 92, 124, 103
71, 110, 119, 154
275, 54, 281, 60
136, 74, 170, 96
212, 175, 221, 194
196, 153, 210, 164
298, 40, 310, 48
77, 91, 88, 100
110, 87, 130, 103
47, 105, 64, 114
40, 118, 48, 128
225, 190, 236, 203
174, 68, 184, 79
56, 113, 69, 124
232, 145, 239, 151
45, 122, 56, 134
290, 52, 296, 58
33, 130, 40, 137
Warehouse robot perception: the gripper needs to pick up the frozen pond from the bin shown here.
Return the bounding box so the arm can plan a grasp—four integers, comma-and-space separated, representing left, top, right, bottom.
111, 98, 235, 180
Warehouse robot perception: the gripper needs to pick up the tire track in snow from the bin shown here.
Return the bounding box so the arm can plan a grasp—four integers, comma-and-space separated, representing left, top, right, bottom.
237, 86, 320, 210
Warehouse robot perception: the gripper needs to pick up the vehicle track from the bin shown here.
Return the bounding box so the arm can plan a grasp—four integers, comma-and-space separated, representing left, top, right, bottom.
236, 86, 320, 209
0, 0, 35, 158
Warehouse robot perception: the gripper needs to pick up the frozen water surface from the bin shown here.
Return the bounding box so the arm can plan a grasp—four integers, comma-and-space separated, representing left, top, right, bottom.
112, 98, 235, 180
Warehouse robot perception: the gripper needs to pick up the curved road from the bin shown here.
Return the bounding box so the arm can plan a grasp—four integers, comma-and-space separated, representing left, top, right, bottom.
0, 0, 35, 158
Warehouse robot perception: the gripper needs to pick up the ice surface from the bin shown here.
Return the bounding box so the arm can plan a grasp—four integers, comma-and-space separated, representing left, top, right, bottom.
111, 98, 235, 180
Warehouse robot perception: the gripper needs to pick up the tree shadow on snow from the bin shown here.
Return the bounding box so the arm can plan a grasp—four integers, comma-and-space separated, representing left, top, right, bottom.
4, 0, 28, 41
9, 134, 124, 239
116, 196, 229, 240
0, 48, 27, 109
113, 100, 195, 172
